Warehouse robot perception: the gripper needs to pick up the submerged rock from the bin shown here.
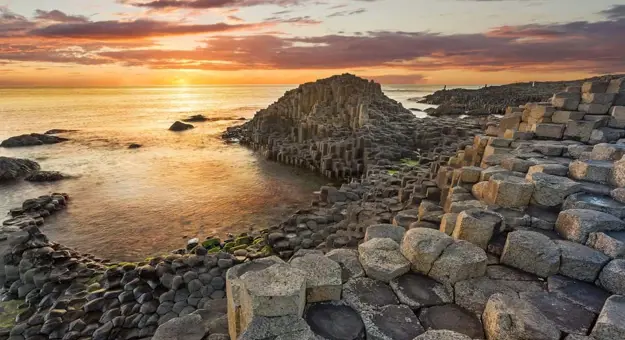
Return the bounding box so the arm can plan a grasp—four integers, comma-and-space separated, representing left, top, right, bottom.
24, 170, 68, 182
0, 157, 40, 182
169, 121, 194, 131
1, 133, 68, 148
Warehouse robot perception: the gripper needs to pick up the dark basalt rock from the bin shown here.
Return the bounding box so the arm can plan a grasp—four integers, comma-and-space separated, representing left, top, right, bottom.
417, 304, 485, 339
305, 302, 365, 340
128, 143, 142, 149
1, 133, 69, 148
343, 277, 399, 312
24, 171, 67, 182
547, 275, 611, 314
182, 114, 209, 122
44, 129, 76, 135
0, 157, 40, 182
520, 291, 596, 336
389, 273, 452, 309
362, 304, 424, 340
169, 121, 194, 132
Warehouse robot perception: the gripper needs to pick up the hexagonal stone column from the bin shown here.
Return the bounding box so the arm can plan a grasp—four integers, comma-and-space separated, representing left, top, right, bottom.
556, 209, 625, 244
400, 228, 453, 274
598, 259, 625, 294
556, 240, 610, 282
428, 240, 487, 285
414, 330, 473, 340
289, 254, 341, 302
238, 264, 306, 335
590, 295, 625, 340
452, 209, 502, 249
500, 231, 560, 278
364, 224, 405, 244
358, 238, 410, 283
482, 293, 560, 340
527, 173, 582, 207
226, 256, 284, 340
483, 175, 534, 209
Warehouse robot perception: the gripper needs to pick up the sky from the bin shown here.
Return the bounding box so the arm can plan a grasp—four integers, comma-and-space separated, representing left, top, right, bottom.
0, 0, 624, 86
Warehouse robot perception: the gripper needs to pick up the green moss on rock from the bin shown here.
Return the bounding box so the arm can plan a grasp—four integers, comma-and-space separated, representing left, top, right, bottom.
235, 236, 252, 246
0, 299, 26, 331
202, 238, 221, 249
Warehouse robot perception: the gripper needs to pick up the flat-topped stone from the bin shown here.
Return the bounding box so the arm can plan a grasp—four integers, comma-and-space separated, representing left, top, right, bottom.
238, 315, 313, 340
400, 228, 454, 274
358, 238, 410, 283
556, 209, 625, 244
428, 240, 487, 285
483, 293, 560, 340
361, 304, 424, 340
364, 224, 405, 244
452, 209, 502, 249
526, 163, 569, 177
547, 275, 611, 314
590, 295, 625, 340
611, 156, 625, 187
389, 273, 452, 309
326, 249, 365, 283
591, 143, 625, 161
521, 291, 595, 336
562, 192, 625, 219
393, 209, 420, 228
483, 175, 534, 209
568, 160, 613, 184
414, 330, 474, 340
417, 304, 485, 339
304, 302, 365, 340
343, 277, 398, 312
556, 240, 610, 282
500, 230, 560, 278
289, 254, 342, 302
527, 172, 581, 207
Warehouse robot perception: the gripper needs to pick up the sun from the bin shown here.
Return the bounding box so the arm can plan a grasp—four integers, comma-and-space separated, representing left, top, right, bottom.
172, 77, 188, 86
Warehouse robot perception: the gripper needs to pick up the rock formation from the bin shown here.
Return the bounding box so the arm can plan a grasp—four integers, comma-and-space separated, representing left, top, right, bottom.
0, 157, 40, 182
0, 133, 68, 148
169, 121, 194, 131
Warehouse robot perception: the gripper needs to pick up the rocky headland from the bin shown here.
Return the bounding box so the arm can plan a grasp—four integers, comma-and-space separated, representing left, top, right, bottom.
420, 74, 625, 116
2, 74, 625, 340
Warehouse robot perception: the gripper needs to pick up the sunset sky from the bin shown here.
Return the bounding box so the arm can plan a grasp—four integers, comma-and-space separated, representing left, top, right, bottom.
1, 0, 624, 86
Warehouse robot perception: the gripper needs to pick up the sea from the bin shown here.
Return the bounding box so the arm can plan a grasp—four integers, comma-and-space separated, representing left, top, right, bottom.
0, 84, 459, 261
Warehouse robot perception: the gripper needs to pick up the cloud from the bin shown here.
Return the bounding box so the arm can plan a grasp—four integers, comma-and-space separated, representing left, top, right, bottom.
120, 0, 315, 9
30, 19, 272, 39
600, 4, 625, 19
0, 7, 37, 37
328, 8, 366, 17
34, 9, 89, 23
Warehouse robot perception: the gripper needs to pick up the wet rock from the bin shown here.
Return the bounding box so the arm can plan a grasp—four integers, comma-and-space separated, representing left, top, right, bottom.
169, 121, 194, 131
24, 171, 68, 182
389, 273, 452, 309
417, 304, 485, 339
0, 157, 40, 182
304, 302, 365, 340
1, 133, 68, 148
358, 238, 410, 283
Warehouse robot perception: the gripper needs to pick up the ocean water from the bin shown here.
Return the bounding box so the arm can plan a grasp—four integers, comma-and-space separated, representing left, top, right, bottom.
0, 84, 442, 261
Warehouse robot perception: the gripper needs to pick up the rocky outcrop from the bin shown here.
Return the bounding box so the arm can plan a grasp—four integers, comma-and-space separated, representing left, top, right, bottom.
24, 170, 68, 182
0, 157, 40, 182
169, 121, 194, 131
420, 74, 624, 115
0, 133, 68, 148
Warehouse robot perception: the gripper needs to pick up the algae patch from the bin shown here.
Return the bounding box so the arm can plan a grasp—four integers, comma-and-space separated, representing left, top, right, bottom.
0, 299, 25, 331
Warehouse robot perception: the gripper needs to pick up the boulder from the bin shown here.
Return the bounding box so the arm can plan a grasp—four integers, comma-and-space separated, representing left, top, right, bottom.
527, 172, 582, 207
389, 273, 452, 309
289, 254, 342, 302
452, 209, 502, 249
169, 121, 194, 131
364, 224, 405, 244
400, 228, 453, 274
555, 209, 625, 244
152, 314, 205, 340
500, 230, 560, 278
556, 240, 610, 282
598, 259, 625, 294
325, 249, 364, 283
0, 157, 40, 182
482, 293, 560, 340
590, 295, 625, 340
358, 238, 410, 283
428, 240, 487, 285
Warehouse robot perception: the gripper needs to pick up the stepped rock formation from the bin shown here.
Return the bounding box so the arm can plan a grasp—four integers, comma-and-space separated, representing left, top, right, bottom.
0, 157, 40, 182
225, 74, 434, 179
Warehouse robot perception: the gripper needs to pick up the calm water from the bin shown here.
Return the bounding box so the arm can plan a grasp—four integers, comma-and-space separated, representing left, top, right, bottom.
0, 84, 444, 260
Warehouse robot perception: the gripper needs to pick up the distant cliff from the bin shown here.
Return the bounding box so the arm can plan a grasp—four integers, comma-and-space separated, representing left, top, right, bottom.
420, 74, 625, 115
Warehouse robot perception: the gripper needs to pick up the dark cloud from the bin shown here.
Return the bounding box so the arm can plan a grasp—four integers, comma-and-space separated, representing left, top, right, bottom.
120, 0, 314, 9
600, 4, 625, 19
34, 9, 89, 23
327, 8, 366, 17
30, 19, 271, 39
0, 7, 37, 37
